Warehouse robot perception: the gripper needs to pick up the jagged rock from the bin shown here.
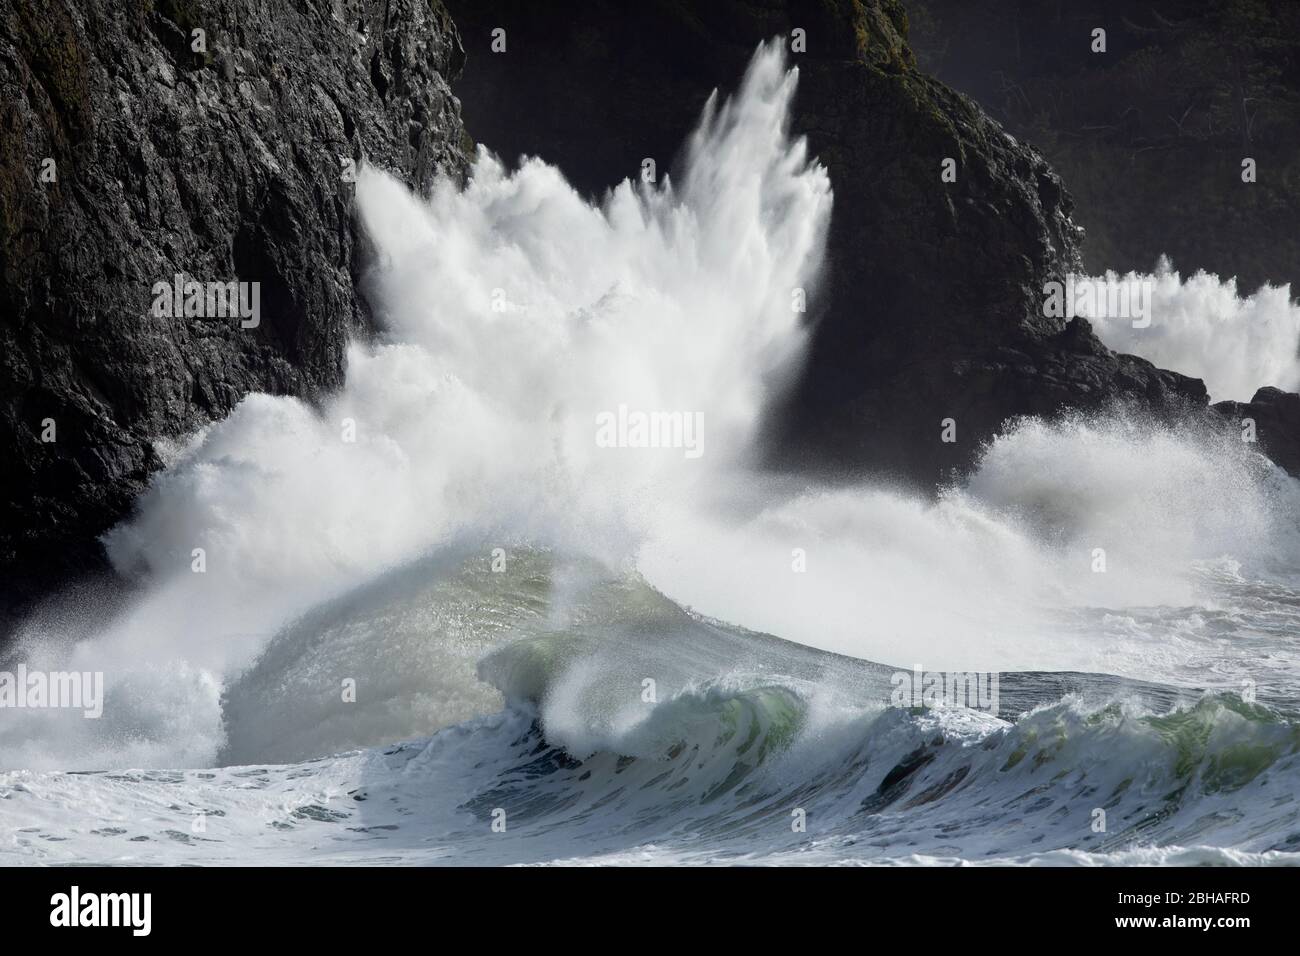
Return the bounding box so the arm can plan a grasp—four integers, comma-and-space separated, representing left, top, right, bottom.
1213, 387, 1300, 477
0, 0, 471, 614
444, 0, 1210, 485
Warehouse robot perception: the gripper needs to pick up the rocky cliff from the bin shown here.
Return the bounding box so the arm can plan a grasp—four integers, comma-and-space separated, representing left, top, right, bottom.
908, 0, 1300, 296
445, 0, 1208, 484
3, 0, 1292, 622
0, 0, 472, 614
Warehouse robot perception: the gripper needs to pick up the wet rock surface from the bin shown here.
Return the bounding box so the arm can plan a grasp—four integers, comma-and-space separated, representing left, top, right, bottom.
0, 0, 471, 614
1213, 387, 1300, 478
2, 0, 1297, 622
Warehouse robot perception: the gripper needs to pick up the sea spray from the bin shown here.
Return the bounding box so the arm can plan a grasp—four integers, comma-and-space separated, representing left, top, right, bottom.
6, 43, 1300, 779
1, 42, 831, 770
1081, 257, 1300, 402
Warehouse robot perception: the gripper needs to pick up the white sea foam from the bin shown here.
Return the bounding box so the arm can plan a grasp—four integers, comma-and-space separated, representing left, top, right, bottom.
639, 412, 1300, 677
1083, 258, 1300, 402
1, 42, 831, 770
4, 42, 1300, 868
4, 43, 1300, 791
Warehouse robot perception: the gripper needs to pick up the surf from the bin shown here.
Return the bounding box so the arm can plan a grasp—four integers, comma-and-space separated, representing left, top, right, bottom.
2, 40, 1300, 867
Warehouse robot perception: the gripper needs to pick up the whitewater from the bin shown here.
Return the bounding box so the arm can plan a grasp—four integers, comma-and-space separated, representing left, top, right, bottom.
3, 42, 1300, 866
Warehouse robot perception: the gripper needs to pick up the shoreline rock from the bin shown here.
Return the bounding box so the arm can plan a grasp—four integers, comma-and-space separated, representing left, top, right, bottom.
1213, 387, 1300, 478
0, 0, 472, 618
2, 0, 1297, 627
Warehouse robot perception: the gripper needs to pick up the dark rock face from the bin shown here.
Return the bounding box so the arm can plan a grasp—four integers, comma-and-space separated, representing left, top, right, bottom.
3, 0, 1294, 623
908, 0, 1300, 297
0, 0, 471, 613
445, 0, 1210, 485
1213, 388, 1300, 477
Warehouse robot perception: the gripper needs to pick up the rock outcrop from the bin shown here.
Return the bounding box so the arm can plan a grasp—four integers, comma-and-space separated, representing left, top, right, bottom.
1213, 388, 1300, 477
0, 0, 472, 614
445, 0, 1209, 484
3, 0, 1295, 623
907, 0, 1300, 297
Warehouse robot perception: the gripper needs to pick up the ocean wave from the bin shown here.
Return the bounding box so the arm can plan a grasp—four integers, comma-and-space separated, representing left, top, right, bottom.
6, 681, 1297, 865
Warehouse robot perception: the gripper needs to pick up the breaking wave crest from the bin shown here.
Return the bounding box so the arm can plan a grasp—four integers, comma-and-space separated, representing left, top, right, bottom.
1084, 257, 1300, 402
3, 41, 1300, 867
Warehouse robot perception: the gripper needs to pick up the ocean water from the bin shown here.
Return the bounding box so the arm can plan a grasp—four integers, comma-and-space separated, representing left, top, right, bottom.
3, 43, 1299, 866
